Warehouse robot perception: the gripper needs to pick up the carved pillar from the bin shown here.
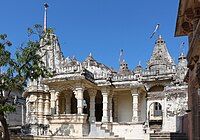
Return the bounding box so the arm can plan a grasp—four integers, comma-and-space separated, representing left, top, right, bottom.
65, 93, 72, 114
113, 94, 118, 122
50, 90, 56, 114
21, 105, 25, 125
74, 86, 84, 114
101, 87, 109, 122
131, 89, 139, 122
38, 94, 44, 124
44, 93, 50, 125
109, 92, 113, 122
55, 92, 60, 115
26, 98, 29, 123
88, 89, 97, 123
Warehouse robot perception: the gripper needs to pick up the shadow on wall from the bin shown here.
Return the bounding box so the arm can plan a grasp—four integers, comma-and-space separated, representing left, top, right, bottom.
49, 124, 75, 136
178, 114, 188, 135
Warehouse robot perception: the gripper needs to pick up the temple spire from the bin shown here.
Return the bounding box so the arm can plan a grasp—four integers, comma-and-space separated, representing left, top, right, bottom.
118, 49, 131, 75
147, 35, 175, 71
44, 3, 49, 32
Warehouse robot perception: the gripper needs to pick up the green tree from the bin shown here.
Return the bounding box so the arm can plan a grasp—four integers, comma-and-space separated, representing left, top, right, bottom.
0, 24, 51, 140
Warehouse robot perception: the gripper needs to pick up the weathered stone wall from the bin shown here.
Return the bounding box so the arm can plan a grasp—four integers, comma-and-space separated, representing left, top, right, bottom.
112, 123, 144, 140
48, 123, 88, 137
163, 88, 188, 132
7, 104, 22, 126
5, 90, 24, 127
117, 93, 132, 122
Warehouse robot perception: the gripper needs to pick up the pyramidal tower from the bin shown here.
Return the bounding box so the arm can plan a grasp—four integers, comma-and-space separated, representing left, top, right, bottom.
147, 35, 175, 71
40, 3, 64, 73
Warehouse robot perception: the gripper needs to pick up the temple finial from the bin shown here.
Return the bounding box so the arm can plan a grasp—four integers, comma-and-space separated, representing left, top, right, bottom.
119, 49, 124, 65
138, 61, 141, 66
180, 42, 185, 55
44, 3, 49, 32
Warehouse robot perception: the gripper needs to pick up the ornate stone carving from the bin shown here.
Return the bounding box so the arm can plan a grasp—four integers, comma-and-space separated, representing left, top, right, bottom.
29, 95, 37, 102
185, 8, 194, 20
194, 7, 200, 18
181, 21, 193, 33
166, 92, 187, 117
147, 92, 165, 100
193, 55, 199, 63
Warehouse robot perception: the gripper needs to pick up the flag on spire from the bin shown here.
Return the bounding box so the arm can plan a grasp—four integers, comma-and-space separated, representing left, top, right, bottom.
150, 24, 160, 39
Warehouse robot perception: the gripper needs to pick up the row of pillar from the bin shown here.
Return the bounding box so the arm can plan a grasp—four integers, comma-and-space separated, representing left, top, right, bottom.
101, 88, 139, 123
32, 93, 51, 125
34, 86, 139, 125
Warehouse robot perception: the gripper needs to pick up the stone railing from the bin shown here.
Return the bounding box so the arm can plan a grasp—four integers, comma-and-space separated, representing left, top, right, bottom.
51, 65, 95, 82
59, 65, 83, 74
47, 114, 88, 124
112, 74, 136, 81
142, 69, 176, 76
26, 79, 46, 92
93, 72, 110, 79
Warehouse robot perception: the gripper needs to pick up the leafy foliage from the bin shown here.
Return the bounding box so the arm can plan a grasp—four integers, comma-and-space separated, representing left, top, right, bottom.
0, 104, 15, 113
0, 24, 53, 140
0, 24, 52, 113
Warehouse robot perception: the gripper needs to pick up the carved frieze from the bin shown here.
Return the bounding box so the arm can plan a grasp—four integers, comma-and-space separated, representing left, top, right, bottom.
181, 21, 193, 33
185, 8, 194, 20
194, 7, 200, 18
181, 6, 200, 34
166, 92, 187, 117
147, 92, 165, 100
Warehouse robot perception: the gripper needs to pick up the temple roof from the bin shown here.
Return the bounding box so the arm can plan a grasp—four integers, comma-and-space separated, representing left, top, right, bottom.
118, 59, 132, 75
83, 53, 111, 70
147, 35, 175, 71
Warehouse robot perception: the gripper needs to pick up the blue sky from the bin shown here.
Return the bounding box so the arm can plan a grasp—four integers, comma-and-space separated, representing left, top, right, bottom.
0, 0, 187, 70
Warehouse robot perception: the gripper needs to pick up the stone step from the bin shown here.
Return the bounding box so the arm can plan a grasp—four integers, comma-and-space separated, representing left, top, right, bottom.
100, 126, 117, 137
89, 123, 119, 138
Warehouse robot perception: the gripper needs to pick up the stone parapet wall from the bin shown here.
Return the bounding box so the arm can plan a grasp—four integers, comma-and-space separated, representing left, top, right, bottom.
47, 114, 87, 124
47, 114, 89, 137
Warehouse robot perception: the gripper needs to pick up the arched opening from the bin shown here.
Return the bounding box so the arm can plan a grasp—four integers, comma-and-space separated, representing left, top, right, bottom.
58, 92, 66, 114
149, 102, 162, 118
154, 102, 162, 116
149, 102, 163, 131
57, 90, 74, 114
